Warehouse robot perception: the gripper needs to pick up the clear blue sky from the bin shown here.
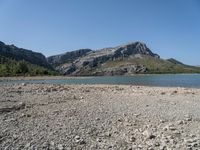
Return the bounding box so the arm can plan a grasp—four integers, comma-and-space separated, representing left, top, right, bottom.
0, 0, 200, 65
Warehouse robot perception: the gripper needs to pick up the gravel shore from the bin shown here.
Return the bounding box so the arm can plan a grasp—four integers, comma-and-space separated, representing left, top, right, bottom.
1, 83, 200, 149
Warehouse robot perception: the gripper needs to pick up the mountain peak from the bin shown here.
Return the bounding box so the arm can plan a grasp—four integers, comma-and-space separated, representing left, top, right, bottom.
47, 41, 160, 75
110, 41, 160, 58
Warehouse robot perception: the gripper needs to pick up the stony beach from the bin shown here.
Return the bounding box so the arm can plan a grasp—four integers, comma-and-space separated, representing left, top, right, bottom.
1, 82, 200, 150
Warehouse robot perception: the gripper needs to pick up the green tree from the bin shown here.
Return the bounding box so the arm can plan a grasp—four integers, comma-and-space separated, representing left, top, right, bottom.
16, 60, 29, 75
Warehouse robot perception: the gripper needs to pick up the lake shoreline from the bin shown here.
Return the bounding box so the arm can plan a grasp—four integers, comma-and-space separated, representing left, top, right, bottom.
1, 73, 200, 81
1, 74, 200, 89
1, 83, 200, 149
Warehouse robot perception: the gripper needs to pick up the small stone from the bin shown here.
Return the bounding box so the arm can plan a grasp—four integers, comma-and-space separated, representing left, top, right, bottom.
137, 145, 143, 148
15, 102, 26, 110
154, 142, 160, 146
75, 135, 80, 140
123, 113, 127, 117
21, 113, 26, 117
25, 143, 31, 148
96, 117, 100, 121
124, 122, 132, 126
169, 126, 176, 131
26, 114, 31, 117
13, 134, 18, 140
5, 118, 16, 122
105, 132, 112, 137
143, 130, 156, 139
160, 120, 166, 123
74, 135, 85, 144
177, 120, 184, 125
96, 138, 102, 142
185, 117, 192, 121
57, 144, 64, 150
21, 83, 27, 86
161, 92, 166, 95
66, 147, 72, 150
134, 113, 141, 117
173, 90, 178, 94
42, 142, 50, 148
52, 110, 59, 115
50, 141, 55, 146
79, 140, 86, 145
117, 118, 123, 122
148, 147, 154, 150
160, 145, 167, 150
107, 145, 112, 149
163, 124, 176, 131
130, 136, 136, 142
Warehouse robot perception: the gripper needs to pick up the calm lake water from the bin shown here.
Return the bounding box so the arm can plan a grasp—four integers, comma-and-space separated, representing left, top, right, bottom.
1, 74, 200, 88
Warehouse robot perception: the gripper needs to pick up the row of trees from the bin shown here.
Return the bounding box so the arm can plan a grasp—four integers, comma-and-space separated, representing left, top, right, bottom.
0, 57, 58, 76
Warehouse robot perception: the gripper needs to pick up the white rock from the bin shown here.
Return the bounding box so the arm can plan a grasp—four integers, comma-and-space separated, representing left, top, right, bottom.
143, 130, 156, 139
57, 144, 64, 150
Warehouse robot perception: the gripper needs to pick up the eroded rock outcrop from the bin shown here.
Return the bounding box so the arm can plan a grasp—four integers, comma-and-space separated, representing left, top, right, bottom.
48, 42, 159, 75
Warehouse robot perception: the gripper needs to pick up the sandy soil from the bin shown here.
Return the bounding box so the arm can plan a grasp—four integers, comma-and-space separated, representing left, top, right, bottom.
0, 83, 200, 150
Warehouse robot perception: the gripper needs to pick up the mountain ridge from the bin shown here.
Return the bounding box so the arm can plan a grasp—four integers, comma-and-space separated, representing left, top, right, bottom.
0, 41, 52, 69
1, 40, 200, 76
0, 41, 57, 76
47, 42, 200, 75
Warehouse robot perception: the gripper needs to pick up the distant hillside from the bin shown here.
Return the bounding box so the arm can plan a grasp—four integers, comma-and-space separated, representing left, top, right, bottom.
0, 41, 57, 76
167, 58, 184, 65
48, 42, 200, 75
0, 55, 58, 77
0, 41, 51, 69
1, 40, 199, 76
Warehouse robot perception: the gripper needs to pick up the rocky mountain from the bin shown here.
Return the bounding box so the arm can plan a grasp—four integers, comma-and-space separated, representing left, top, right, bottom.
1, 40, 200, 76
47, 49, 92, 67
0, 41, 52, 69
47, 42, 200, 75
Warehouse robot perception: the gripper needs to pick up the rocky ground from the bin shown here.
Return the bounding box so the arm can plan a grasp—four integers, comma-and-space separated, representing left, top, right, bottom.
0, 83, 200, 150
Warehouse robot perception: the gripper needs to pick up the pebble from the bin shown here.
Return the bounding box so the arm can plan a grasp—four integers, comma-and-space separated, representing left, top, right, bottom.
161, 92, 166, 95
74, 135, 85, 144
117, 118, 123, 122
143, 130, 156, 139
21, 83, 27, 86
185, 117, 192, 121
105, 132, 112, 137
57, 144, 64, 150
50, 141, 55, 146
134, 113, 141, 117
177, 120, 184, 125
96, 138, 102, 142
130, 136, 136, 142
25, 143, 31, 148
95, 117, 100, 121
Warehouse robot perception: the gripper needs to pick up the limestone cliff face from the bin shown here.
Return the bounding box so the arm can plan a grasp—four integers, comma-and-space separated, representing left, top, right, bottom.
47, 42, 160, 75
0, 41, 51, 69
47, 49, 92, 67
